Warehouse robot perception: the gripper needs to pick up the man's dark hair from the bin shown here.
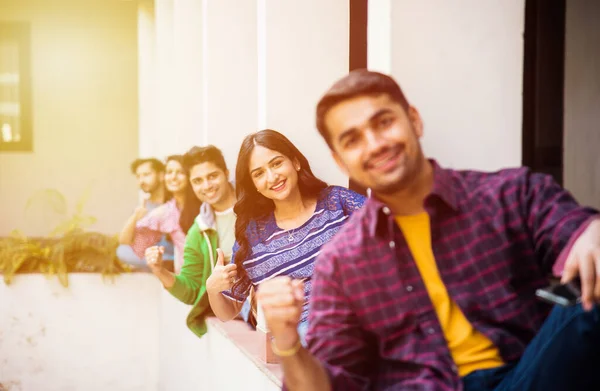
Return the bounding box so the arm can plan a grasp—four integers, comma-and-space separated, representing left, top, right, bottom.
130, 158, 165, 175
183, 145, 228, 173
315, 69, 410, 148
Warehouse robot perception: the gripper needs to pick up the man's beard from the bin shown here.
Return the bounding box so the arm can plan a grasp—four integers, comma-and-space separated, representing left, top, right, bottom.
372, 173, 413, 195
143, 183, 160, 194
370, 152, 424, 196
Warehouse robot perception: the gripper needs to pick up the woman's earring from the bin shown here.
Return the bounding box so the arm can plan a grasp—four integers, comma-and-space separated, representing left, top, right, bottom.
296, 166, 300, 171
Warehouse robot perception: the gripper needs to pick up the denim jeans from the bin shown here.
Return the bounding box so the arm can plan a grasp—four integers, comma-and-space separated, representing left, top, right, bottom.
240, 297, 253, 325
463, 304, 600, 391
116, 244, 149, 270
116, 236, 174, 270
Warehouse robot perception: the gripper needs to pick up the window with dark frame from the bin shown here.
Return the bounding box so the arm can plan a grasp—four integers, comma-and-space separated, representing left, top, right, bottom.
521, 0, 566, 185
0, 22, 33, 152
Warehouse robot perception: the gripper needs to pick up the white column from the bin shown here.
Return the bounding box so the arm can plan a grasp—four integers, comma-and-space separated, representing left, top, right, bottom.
173, 0, 205, 151
146, 0, 206, 158
154, 0, 177, 157
370, 0, 525, 171
203, 0, 259, 171
264, 0, 349, 186
367, 0, 391, 74
257, 0, 267, 131
137, 0, 158, 157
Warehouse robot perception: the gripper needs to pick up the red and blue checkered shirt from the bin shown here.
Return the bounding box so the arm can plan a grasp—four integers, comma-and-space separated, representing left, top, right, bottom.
304, 162, 598, 391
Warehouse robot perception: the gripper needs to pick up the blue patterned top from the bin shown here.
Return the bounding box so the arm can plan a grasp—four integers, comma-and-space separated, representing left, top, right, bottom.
223, 185, 365, 324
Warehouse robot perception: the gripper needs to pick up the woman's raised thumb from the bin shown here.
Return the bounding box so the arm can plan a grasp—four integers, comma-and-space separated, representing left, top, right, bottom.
216, 248, 225, 265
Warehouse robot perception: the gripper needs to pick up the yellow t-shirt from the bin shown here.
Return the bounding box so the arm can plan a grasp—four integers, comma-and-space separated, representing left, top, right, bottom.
396, 213, 504, 377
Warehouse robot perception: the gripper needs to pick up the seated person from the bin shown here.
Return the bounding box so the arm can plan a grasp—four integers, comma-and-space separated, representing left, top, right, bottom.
117, 158, 174, 269
130, 155, 201, 274
207, 129, 365, 345
259, 70, 600, 391
144, 146, 240, 337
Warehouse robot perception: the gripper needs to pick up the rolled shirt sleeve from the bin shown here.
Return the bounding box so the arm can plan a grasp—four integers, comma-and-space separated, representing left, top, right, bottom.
523, 170, 599, 276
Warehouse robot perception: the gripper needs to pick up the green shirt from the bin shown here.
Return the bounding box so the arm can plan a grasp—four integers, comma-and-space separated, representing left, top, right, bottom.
167, 218, 219, 338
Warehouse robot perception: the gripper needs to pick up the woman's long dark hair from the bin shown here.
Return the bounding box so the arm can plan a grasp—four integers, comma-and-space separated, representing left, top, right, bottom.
233, 129, 327, 294
165, 155, 202, 234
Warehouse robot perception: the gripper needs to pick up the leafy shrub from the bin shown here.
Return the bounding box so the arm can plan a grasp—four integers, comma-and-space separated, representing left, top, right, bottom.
0, 188, 130, 287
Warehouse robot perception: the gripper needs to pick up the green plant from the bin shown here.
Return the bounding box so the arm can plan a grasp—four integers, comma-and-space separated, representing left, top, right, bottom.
0, 188, 130, 287
24, 188, 96, 235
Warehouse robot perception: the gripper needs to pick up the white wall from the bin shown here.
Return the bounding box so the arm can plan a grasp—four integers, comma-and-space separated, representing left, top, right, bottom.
137, 0, 158, 158
0, 274, 280, 391
158, 289, 210, 391
0, 0, 139, 237
138, 0, 350, 186
264, 0, 349, 186
0, 274, 160, 391
369, 0, 525, 171
564, 0, 600, 209
207, 320, 280, 391
204, 0, 259, 171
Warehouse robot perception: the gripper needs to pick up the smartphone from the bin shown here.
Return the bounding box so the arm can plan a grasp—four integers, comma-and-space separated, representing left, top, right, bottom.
535, 278, 582, 307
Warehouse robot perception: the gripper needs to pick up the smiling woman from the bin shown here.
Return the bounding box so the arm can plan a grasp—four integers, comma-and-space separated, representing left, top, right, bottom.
206, 129, 366, 345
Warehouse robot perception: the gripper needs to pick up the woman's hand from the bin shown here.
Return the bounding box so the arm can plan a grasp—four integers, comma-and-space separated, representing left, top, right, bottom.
207, 249, 238, 293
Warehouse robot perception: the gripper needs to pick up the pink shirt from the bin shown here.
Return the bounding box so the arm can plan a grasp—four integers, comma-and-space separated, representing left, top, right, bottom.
131, 198, 186, 273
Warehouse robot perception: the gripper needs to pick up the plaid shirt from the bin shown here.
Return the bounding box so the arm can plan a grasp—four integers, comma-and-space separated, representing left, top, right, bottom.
305, 162, 598, 391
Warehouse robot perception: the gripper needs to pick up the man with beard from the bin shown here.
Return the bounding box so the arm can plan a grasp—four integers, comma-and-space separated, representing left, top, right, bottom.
117, 157, 174, 268
144, 145, 250, 337
257, 70, 600, 391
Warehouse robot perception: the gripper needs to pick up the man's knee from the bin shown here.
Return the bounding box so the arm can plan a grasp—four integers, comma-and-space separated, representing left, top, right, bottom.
116, 244, 144, 266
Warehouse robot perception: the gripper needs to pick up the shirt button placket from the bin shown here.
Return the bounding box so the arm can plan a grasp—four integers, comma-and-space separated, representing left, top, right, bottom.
406, 285, 413, 292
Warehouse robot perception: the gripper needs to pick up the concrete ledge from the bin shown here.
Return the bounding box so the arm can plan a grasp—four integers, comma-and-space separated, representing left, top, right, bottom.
0, 273, 281, 391
206, 317, 282, 387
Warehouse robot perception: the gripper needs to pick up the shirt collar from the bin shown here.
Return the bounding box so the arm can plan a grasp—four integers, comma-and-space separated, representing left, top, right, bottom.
365, 159, 459, 236
196, 181, 236, 231
428, 160, 458, 210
